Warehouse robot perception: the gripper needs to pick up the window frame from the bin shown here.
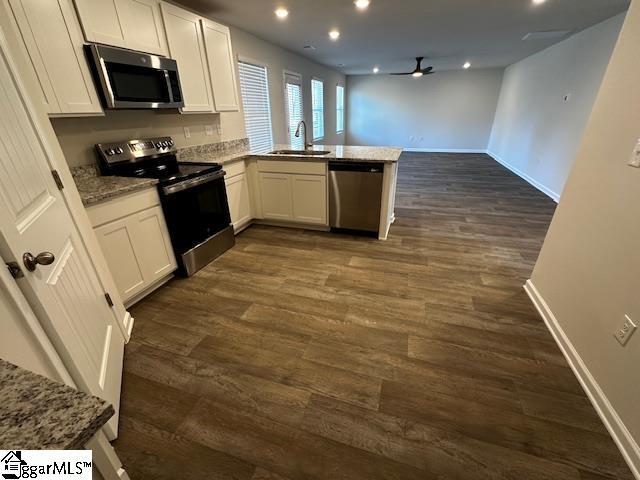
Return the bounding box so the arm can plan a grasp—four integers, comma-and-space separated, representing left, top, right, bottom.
311, 77, 325, 142
283, 70, 304, 149
336, 83, 345, 134
237, 56, 274, 154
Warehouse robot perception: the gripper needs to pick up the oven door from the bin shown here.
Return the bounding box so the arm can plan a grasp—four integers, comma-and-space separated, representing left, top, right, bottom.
86, 44, 184, 109
161, 171, 234, 274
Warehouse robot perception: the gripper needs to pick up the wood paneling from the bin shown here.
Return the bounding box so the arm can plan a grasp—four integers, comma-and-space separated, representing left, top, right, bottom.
114, 153, 632, 479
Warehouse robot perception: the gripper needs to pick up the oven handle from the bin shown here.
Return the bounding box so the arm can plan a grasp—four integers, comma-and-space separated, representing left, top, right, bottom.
162, 170, 226, 195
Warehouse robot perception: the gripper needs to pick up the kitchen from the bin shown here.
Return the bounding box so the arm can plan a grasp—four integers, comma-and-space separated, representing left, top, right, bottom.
0, 1, 638, 479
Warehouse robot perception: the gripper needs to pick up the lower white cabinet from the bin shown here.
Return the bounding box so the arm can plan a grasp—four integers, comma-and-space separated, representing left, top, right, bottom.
87, 188, 176, 305
259, 173, 294, 221
225, 172, 252, 231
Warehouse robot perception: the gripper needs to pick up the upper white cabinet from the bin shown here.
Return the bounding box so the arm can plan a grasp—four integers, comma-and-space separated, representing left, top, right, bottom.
161, 2, 214, 113
74, 0, 168, 56
8, 0, 103, 115
201, 19, 240, 112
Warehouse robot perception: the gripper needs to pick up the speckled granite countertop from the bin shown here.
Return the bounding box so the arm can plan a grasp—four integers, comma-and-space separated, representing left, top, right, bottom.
0, 359, 113, 449
71, 165, 158, 207
253, 145, 403, 163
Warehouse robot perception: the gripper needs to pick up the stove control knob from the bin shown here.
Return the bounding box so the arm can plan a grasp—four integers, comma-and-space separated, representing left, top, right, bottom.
115, 147, 124, 154
155, 142, 163, 148
106, 148, 115, 156
167, 140, 174, 146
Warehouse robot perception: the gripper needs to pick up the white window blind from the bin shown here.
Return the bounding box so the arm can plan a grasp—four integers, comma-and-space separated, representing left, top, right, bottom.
284, 73, 303, 149
311, 78, 324, 141
238, 60, 273, 154
336, 84, 345, 133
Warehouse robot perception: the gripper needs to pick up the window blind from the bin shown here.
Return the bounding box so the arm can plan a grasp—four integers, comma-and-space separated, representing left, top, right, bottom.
238, 61, 273, 154
336, 85, 345, 133
285, 73, 304, 149
311, 78, 324, 141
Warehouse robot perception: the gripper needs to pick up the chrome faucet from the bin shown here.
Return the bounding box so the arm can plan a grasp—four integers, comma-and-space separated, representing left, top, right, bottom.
294, 120, 313, 150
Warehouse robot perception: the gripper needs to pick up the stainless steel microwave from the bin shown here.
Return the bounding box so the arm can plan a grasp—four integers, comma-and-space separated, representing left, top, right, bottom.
85, 43, 184, 109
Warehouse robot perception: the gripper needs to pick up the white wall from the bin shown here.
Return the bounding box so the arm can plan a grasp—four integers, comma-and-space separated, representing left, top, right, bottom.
529, 2, 639, 475
346, 68, 504, 151
488, 14, 625, 201
230, 27, 346, 147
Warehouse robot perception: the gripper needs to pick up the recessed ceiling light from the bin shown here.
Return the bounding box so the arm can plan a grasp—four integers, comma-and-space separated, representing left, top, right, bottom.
275, 8, 289, 19
329, 30, 340, 40
532, 0, 546, 4
354, 0, 370, 10
412, 71, 423, 78
373, 66, 380, 74
463, 62, 471, 69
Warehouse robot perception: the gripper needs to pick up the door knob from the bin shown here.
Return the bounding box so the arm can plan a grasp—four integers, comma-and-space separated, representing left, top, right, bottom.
23, 252, 55, 272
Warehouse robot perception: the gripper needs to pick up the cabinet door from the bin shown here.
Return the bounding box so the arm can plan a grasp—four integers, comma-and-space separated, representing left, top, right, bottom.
225, 173, 251, 231
9, 0, 103, 115
129, 206, 177, 284
292, 174, 327, 225
94, 218, 146, 302
259, 173, 293, 221
161, 2, 214, 113
121, 0, 168, 56
74, 0, 128, 48
201, 19, 239, 112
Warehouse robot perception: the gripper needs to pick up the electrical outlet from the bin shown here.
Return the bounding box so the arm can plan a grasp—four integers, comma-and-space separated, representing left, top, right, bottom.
205, 125, 214, 136
183, 127, 191, 139
563, 93, 572, 103
217, 124, 223, 135
614, 314, 637, 346
628, 139, 640, 168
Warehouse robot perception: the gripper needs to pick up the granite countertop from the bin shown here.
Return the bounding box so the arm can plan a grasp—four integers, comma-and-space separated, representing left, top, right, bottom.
71, 165, 158, 207
0, 359, 113, 450
253, 144, 403, 163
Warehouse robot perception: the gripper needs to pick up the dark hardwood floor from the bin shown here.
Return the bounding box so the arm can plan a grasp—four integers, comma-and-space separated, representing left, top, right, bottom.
114, 152, 633, 480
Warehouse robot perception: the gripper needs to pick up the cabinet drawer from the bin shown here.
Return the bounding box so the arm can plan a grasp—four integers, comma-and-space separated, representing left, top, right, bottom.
87, 187, 160, 227
224, 159, 246, 179
257, 160, 325, 176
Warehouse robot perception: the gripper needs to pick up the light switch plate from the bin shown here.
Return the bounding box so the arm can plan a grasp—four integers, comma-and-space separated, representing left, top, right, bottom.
629, 139, 640, 168
217, 124, 223, 135
183, 127, 191, 139
614, 315, 637, 346
205, 125, 214, 136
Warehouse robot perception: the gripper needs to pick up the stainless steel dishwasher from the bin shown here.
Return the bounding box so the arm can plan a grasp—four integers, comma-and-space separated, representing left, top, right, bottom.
329, 162, 384, 233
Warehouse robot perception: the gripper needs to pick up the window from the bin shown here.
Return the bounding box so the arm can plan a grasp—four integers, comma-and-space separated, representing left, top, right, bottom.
238, 60, 273, 153
311, 78, 324, 141
284, 72, 304, 149
336, 84, 345, 133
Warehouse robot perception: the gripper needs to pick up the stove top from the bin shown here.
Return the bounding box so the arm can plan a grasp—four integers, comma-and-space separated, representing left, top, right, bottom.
95, 137, 221, 186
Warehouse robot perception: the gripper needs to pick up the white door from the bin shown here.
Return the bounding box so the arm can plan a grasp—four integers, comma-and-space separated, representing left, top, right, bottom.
8, 0, 103, 115
0, 37, 124, 437
201, 18, 239, 112
161, 2, 214, 113
74, 0, 128, 49
259, 173, 293, 220
225, 173, 251, 231
292, 174, 327, 225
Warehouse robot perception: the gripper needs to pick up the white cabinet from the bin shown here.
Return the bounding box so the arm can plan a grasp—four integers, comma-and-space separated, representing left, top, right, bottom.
256, 161, 327, 226
74, 0, 167, 56
161, 2, 214, 113
201, 19, 240, 112
260, 173, 294, 221
225, 169, 252, 232
8, 0, 103, 115
292, 174, 327, 224
87, 188, 176, 305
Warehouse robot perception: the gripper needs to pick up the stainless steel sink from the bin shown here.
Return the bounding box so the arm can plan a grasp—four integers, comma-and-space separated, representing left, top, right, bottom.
269, 149, 331, 156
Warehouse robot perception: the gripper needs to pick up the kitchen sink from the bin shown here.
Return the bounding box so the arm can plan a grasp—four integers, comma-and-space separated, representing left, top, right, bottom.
269, 149, 331, 156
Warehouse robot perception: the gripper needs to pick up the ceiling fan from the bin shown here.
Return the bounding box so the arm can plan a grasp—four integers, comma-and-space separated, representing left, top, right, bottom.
391, 57, 434, 77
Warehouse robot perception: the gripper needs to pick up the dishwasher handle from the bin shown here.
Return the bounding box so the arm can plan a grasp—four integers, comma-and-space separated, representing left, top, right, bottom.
328, 162, 384, 173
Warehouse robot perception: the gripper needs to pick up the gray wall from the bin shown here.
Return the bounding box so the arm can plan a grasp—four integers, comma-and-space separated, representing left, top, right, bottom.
52, 24, 345, 167
531, 2, 639, 467
346, 68, 504, 151
488, 14, 625, 201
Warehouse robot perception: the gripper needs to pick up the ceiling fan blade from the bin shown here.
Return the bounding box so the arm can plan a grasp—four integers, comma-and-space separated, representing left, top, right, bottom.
390, 72, 413, 75
421, 66, 433, 74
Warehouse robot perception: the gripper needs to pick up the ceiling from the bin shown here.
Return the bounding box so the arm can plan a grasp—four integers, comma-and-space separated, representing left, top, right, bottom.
176, 0, 630, 74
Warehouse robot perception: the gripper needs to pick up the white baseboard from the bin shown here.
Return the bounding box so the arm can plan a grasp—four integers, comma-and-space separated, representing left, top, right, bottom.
486, 151, 560, 203
403, 147, 488, 154
525, 280, 640, 480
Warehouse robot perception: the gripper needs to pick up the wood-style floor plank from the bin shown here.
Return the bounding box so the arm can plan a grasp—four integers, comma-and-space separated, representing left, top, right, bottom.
113, 152, 633, 479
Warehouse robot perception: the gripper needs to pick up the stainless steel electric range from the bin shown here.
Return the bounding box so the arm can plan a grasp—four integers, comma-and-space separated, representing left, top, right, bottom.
95, 137, 235, 276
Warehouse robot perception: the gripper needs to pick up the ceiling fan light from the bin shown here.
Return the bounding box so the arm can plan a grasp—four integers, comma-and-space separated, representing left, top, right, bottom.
412, 71, 423, 78
354, 0, 370, 9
